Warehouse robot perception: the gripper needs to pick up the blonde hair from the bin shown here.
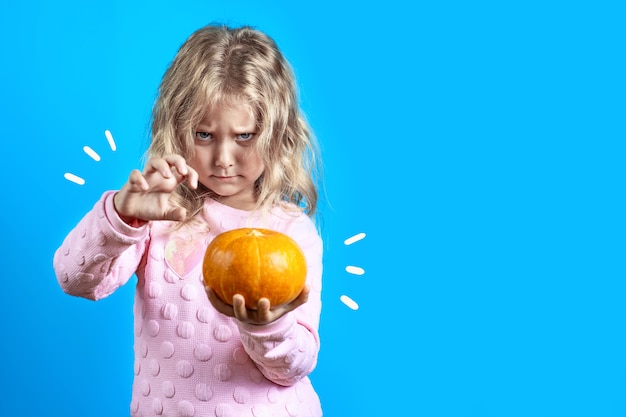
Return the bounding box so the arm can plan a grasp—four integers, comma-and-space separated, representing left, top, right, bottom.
148, 24, 320, 223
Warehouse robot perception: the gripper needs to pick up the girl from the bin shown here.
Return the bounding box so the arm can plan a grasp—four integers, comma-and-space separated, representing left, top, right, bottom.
53, 25, 323, 417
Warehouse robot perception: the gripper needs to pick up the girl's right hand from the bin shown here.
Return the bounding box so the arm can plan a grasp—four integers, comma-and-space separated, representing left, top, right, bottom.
113, 154, 199, 224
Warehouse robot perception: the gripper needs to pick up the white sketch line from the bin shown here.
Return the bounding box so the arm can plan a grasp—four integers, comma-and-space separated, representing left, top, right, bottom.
344, 232, 366, 245
64, 173, 85, 185
105, 129, 117, 151
340, 295, 359, 310
83, 146, 101, 161
345, 266, 365, 275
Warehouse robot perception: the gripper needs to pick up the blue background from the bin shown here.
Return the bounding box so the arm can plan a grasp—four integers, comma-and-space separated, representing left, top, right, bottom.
1, 0, 625, 416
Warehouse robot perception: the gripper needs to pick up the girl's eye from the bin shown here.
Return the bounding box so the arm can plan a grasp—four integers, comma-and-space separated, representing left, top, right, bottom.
196, 132, 212, 141
237, 133, 255, 141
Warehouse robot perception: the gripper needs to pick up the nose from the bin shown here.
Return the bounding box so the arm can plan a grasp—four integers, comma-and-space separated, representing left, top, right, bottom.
214, 140, 234, 168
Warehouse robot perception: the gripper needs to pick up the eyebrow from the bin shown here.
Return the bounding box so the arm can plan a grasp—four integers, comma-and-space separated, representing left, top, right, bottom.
195, 123, 258, 133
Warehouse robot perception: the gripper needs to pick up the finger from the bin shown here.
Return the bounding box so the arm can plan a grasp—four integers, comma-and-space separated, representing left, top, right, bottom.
256, 298, 271, 323
128, 170, 149, 191
162, 154, 191, 179
232, 294, 249, 321
145, 157, 174, 179
169, 165, 188, 184
163, 153, 187, 166
185, 165, 199, 189
170, 157, 189, 176
169, 159, 198, 190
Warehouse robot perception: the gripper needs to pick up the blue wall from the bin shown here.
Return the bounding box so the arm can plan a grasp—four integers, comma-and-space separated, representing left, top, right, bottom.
1, 1, 625, 415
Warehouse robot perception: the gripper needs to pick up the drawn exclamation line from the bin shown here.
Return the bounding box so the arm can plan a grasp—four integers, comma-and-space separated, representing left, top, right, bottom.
64, 129, 117, 185
340, 232, 367, 310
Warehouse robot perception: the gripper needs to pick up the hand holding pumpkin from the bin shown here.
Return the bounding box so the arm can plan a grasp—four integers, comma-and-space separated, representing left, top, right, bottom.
202, 228, 308, 323
206, 285, 310, 325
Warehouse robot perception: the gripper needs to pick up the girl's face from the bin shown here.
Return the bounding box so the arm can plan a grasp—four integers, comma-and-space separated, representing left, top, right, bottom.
189, 99, 265, 211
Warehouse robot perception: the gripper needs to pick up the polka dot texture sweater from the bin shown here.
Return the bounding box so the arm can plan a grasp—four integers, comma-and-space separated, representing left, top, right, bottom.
54, 191, 323, 417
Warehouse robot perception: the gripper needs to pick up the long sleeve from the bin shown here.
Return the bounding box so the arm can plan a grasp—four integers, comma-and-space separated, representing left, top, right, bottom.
235, 221, 323, 386
53, 191, 150, 301
55, 194, 324, 416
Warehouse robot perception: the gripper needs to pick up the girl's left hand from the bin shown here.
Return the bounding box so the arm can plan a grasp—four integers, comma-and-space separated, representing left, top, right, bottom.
205, 285, 310, 325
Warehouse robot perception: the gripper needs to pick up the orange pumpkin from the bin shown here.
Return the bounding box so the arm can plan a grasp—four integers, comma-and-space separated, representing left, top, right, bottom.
202, 228, 307, 309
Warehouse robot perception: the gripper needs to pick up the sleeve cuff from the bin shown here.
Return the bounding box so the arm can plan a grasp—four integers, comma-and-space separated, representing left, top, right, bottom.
102, 191, 149, 238
237, 311, 296, 337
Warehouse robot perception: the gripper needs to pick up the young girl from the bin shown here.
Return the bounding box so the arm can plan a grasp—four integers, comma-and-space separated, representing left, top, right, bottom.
53, 25, 323, 417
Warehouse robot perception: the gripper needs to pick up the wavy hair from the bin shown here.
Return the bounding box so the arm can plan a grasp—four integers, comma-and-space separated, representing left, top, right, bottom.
148, 24, 321, 223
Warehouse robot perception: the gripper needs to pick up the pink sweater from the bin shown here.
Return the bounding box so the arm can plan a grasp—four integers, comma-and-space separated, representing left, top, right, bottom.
53, 191, 323, 417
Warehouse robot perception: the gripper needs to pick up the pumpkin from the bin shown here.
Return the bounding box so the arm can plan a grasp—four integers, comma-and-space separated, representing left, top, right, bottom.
202, 228, 307, 309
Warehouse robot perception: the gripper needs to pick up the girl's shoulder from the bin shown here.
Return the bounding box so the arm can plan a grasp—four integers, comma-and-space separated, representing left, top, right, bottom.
270, 201, 314, 226
272, 201, 307, 217
269, 202, 320, 240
